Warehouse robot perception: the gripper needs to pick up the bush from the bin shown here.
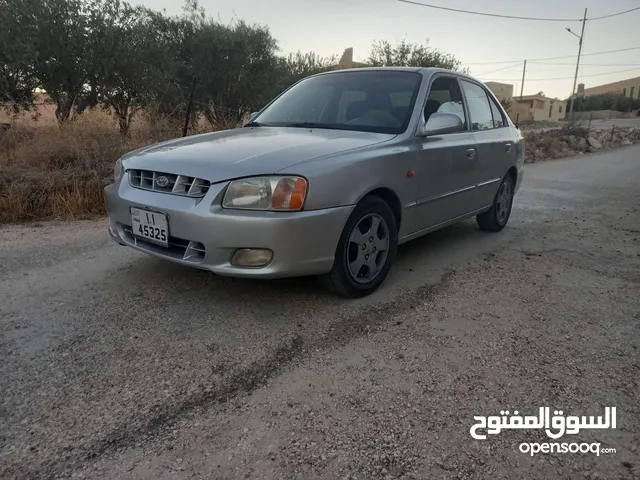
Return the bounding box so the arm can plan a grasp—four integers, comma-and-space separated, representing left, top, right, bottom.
570, 92, 640, 113
0, 109, 200, 222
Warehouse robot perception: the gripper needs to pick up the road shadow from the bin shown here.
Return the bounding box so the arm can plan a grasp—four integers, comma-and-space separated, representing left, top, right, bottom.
108, 217, 499, 315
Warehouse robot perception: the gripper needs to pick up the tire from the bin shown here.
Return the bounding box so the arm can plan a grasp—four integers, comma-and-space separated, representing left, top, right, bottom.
477, 173, 515, 232
320, 195, 398, 297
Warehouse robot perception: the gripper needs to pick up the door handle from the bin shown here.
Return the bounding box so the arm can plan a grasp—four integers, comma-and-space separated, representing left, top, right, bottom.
505, 143, 512, 152
466, 148, 476, 160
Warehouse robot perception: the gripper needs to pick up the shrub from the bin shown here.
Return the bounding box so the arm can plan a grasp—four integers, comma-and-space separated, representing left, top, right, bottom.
0, 109, 196, 222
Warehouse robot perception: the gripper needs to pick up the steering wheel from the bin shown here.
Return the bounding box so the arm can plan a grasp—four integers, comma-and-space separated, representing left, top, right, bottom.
346, 109, 402, 128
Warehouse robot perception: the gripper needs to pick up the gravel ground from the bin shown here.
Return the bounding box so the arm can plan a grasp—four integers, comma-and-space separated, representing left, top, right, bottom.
1, 146, 639, 479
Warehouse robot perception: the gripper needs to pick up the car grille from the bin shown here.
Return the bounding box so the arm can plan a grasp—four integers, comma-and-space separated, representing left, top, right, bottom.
122, 225, 206, 263
128, 169, 210, 197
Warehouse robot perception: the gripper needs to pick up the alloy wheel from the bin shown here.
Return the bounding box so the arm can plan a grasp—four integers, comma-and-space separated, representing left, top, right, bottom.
496, 181, 512, 225
346, 213, 390, 283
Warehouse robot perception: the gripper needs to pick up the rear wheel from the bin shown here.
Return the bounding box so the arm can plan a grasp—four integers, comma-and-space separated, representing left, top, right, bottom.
320, 196, 398, 297
477, 174, 515, 232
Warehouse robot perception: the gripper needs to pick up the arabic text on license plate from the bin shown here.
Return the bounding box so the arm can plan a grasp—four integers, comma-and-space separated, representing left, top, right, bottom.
131, 207, 168, 247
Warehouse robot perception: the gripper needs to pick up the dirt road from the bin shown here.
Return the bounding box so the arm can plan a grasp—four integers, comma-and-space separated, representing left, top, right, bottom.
1, 146, 639, 479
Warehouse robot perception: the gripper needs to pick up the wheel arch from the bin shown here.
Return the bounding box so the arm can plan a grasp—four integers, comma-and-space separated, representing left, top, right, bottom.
359, 187, 402, 231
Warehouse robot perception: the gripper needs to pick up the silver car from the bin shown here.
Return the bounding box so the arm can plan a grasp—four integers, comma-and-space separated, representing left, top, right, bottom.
105, 67, 524, 297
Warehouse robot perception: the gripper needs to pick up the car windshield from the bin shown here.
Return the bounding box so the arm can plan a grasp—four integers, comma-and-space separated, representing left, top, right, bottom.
252, 70, 422, 134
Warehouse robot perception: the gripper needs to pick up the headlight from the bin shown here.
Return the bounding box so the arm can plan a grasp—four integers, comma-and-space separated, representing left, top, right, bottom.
222, 176, 307, 211
113, 157, 124, 182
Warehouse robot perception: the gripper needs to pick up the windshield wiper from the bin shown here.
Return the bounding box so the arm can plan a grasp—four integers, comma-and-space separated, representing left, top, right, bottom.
284, 122, 353, 131
244, 121, 264, 127
285, 122, 326, 128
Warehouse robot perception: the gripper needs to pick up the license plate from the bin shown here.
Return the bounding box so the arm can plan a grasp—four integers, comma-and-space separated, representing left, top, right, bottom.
130, 207, 168, 247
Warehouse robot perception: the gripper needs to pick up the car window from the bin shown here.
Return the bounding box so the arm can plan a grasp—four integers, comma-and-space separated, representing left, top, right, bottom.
336, 89, 367, 123
488, 97, 506, 128
460, 80, 494, 131
254, 71, 423, 135
424, 76, 466, 129
266, 83, 335, 124
389, 91, 413, 107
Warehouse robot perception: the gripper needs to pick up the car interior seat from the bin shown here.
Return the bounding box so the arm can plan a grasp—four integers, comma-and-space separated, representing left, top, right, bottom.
424, 99, 441, 123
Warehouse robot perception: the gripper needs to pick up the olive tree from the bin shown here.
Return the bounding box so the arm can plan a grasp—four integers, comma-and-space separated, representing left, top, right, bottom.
0, 0, 39, 114
85, 0, 165, 135
147, 6, 281, 134
368, 39, 466, 72
31, 0, 93, 123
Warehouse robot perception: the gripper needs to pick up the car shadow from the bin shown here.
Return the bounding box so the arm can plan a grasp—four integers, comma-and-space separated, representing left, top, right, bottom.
114, 218, 497, 309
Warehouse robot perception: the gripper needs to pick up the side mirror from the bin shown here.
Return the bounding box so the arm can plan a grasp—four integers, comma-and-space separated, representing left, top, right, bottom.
249, 111, 259, 120
420, 112, 464, 136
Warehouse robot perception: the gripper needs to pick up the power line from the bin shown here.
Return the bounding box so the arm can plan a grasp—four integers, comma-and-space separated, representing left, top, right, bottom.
529, 62, 640, 67
462, 46, 640, 65
397, 0, 640, 22
480, 67, 640, 82
474, 62, 523, 76
553, 46, 640, 60
588, 6, 640, 20
523, 63, 640, 71
397, 0, 582, 21
463, 60, 533, 66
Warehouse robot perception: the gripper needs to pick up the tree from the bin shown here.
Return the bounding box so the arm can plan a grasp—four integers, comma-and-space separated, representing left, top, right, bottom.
568, 92, 640, 113
273, 51, 337, 93
368, 39, 466, 72
2, 0, 479, 135
85, 0, 165, 135
612, 93, 640, 112
194, 20, 280, 128
147, 4, 281, 134
32, 0, 93, 123
0, 0, 39, 114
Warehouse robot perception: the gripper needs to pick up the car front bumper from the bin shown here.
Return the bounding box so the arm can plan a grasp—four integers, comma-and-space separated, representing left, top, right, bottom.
104, 179, 353, 278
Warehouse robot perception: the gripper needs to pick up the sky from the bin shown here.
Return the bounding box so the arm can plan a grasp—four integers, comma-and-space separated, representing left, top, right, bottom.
129, 0, 640, 99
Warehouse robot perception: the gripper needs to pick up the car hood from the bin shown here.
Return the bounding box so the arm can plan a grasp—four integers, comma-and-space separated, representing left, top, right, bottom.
123, 127, 395, 182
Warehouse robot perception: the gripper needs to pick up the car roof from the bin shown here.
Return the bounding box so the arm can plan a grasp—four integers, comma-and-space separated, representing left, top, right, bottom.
314, 67, 483, 84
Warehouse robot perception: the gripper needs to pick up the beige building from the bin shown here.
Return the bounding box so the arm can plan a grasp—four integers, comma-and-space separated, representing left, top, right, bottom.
485, 81, 514, 102
511, 95, 566, 123
583, 76, 640, 99
336, 48, 368, 70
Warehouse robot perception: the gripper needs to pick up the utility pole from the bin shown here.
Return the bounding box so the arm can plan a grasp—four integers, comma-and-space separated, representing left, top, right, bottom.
520, 60, 527, 99
568, 8, 587, 120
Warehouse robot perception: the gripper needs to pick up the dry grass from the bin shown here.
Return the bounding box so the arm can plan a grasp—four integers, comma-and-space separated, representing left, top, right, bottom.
0, 108, 211, 223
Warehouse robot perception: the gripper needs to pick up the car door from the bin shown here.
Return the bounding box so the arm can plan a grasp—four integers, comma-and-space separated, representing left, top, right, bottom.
411, 75, 479, 231
459, 79, 514, 207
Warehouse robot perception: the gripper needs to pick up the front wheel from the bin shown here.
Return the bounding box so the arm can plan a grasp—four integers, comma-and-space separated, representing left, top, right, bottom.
477, 174, 515, 232
319, 196, 398, 297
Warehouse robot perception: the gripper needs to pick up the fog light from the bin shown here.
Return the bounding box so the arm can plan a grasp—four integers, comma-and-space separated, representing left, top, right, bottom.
230, 248, 273, 267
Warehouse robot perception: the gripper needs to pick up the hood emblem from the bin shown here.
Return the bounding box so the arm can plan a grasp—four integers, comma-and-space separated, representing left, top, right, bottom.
156, 175, 170, 188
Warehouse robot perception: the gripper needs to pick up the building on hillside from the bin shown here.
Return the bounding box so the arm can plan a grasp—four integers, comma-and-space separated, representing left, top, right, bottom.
511, 95, 566, 123
583, 76, 640, 99
485, 81, 514, 102
336, 48, 369, 69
